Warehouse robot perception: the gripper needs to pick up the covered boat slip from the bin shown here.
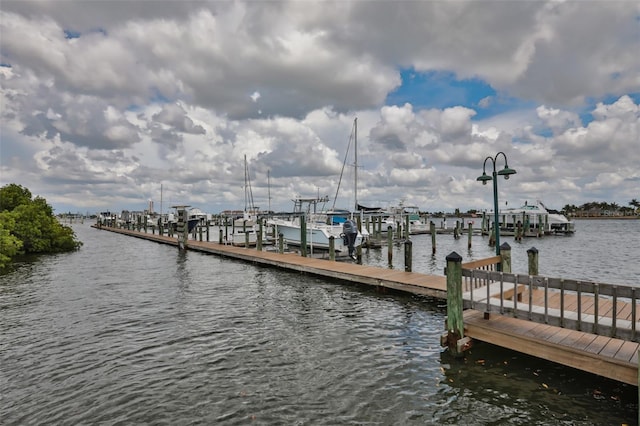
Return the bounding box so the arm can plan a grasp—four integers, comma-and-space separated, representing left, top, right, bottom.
481, 200, 575, 236
93, 224, 638, 386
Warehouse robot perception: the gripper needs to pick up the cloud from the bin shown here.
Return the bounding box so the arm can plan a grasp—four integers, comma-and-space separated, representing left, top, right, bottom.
0, 1, 638, 214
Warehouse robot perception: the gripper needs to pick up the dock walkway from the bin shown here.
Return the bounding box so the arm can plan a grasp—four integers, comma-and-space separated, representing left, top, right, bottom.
93, 225, 638, 386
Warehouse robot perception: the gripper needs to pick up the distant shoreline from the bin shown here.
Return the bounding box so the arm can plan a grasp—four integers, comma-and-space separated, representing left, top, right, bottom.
571, 216, 639, 220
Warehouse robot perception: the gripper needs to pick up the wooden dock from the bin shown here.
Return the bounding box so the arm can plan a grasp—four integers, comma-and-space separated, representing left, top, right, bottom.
464, 310, 638, 385
93, 225, 638, 386
93, 225, 447, 298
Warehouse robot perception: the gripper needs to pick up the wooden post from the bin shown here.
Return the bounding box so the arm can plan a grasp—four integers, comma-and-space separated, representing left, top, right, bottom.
467, 222, 473, 249
500, 242, 511, 273
405, 214, 410, 239
397, 222, 402, 241
206, 224, 210, 242
527, 247, 539, 276
387, 226, 393, 267
544, 214, 549, 236
485, 212, 490, 234
300, 214, 307, 257
445, 251, 466, 357
219, 229, 223, 244
176, 208, 188, 251
199, 224, 203, 241
537, 215, 542, 237
278, 232, 284, 254
329, 236, 335, 261
245, 228, 250, 248
356, 244, 362, 265
489, 223, 496, 247
257, 220, 263, 251
430, 221, 436, 255
404, 239, 412, 272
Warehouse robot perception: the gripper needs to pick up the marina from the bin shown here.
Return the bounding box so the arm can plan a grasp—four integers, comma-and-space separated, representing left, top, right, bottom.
2, 219, 638, 424
93, 219, 640, 388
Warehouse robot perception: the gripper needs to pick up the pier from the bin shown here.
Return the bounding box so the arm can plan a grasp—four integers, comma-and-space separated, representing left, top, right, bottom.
92, 224, 638, 388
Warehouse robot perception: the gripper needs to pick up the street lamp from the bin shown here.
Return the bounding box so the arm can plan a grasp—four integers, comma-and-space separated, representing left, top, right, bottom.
477, 152, 516, 260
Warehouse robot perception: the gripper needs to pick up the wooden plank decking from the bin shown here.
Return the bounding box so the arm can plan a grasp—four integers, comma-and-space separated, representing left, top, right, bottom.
93, 225, 638, 386
464, 309, 639, 385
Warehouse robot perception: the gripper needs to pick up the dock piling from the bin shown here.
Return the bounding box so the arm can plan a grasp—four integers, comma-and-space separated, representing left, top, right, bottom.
404, 239, 412, 272
387, 226, 393, 268
527, 247, 539, 276
445, 251, 469, 357
430, 221, 436, 254
500, 243, 512, 273
329, 236, 335, 261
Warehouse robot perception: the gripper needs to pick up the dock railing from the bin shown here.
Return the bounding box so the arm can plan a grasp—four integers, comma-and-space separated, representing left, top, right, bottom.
461, 258, 640, 342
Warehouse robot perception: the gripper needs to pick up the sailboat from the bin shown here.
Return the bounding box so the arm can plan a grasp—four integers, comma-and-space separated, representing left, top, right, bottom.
231, 155, 260, 246
267, 118, 368, 257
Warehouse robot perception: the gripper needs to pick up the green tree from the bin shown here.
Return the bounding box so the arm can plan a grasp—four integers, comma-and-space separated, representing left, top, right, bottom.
0, 183, 82, 268
0, 183, 32, 212
0, 213, 23, 268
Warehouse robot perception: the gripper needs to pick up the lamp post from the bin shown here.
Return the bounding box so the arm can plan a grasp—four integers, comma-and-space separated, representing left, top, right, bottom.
477, 152, 516, 261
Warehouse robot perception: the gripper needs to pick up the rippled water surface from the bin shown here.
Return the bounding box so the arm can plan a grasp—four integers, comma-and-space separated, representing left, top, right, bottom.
1, 220, 638, 425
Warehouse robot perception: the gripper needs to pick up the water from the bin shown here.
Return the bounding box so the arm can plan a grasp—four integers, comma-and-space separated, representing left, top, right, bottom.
1, 220, 638, 425
360, 219, 640, 286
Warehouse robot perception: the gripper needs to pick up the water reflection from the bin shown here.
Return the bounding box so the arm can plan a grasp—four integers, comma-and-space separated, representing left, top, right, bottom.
0, 222, 637, 425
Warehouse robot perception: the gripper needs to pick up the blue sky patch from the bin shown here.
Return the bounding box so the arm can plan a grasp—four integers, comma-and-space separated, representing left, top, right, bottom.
64, 30, 81, 39
386, 68, 534, 120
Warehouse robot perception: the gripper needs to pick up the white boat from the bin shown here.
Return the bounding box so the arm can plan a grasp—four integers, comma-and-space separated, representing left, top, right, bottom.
403, 206, 429, 234
268, 118, 368, 258
387, 203, 429, 235
485, 200, 575, 236
268, 197, 366, 257
232, 155, 261, 246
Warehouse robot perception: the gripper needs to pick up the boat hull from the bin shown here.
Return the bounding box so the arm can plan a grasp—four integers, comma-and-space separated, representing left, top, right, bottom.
269, 219, 364, 256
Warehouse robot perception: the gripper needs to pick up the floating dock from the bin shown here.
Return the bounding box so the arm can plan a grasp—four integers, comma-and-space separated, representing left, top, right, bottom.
93, 225, 638, 386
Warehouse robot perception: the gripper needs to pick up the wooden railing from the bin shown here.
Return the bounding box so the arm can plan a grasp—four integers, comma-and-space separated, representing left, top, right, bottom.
461, 255, 501, 271
461, 268, 640, 342
461, 256, 501, 292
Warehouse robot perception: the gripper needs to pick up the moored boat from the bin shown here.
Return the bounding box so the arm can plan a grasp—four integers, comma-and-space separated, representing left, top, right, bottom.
268, 196, 367, 258
484, 200, 575, 236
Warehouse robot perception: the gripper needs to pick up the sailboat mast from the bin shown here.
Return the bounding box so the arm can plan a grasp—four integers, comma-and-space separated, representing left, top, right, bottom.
354, 117, 358, 212
244, 155, 249, 212
268, 169, 271, 212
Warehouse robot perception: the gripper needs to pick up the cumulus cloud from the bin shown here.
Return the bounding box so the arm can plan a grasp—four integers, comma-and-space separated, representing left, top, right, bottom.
0, 1, 638, 213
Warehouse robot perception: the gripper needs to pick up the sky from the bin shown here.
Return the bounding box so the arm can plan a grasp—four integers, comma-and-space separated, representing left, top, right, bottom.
1, 0, 639, 216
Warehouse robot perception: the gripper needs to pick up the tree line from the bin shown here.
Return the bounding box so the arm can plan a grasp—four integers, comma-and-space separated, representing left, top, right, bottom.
562, 199, 640, 216
0, 183, 82, 269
